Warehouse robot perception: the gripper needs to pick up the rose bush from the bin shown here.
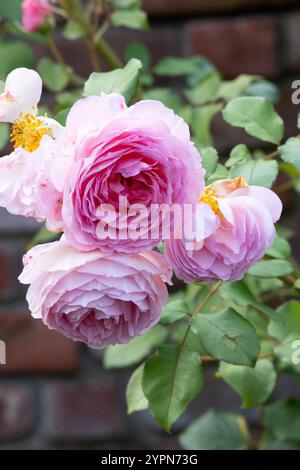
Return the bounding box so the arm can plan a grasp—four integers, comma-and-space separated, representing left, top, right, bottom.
0, 0, 300, 451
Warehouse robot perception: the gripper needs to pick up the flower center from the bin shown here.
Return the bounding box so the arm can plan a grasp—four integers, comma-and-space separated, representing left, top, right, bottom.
10, 113, 48, 152
199, 186, 222, 217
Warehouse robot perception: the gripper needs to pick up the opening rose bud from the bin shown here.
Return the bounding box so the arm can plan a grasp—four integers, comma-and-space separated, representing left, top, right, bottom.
165, 178, 283, 283
22, 0, 54, 33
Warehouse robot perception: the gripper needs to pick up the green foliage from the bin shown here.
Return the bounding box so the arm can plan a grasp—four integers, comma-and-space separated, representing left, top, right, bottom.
201, 147, 219, 178
160, 296, 191, 325
263, 400, 300, 443
219, 360, 277, 407
220, 281, 276, 318
111, 9, 148, 30
63, 21, 88, 40
0, 0, 22, 20
0, 124, 9, 151
83, 58, 142, 103
154, 56, 214, 80
38, 58, 71, 93
180, 410, 249, 450
126, 364, 148, 414
228, 159, 278, 188
143, 345, 203, 431
125, 42, 151, 69
223, 96, 284, 144
103, 325, 167, 368
248, 259, 293, 278
279, 138, 300, 171
192, 308, 260, 366
0, 40, 35, 80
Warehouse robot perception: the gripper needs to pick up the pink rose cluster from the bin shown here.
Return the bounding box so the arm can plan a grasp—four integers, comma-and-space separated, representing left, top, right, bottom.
0, 68, 282, 348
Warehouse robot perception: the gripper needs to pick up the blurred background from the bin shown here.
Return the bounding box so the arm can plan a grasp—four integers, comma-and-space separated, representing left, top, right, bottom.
0, 0, 300, 450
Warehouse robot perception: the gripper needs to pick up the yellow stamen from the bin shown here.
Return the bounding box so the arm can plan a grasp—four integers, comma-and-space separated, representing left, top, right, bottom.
199, 186, 222, 217
10, 113, 47, 153
199, 177, 248, 216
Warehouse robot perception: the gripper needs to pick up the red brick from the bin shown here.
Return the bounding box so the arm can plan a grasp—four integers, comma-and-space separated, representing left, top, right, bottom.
185, 16, 279, 78
285, 12, 300, 72
0, 313, 79, 374
107, 25, 184, 66
0, 386, 34, 441
43, 381, 125, 442
0, 249, 11, 297
144, 0, 300, 16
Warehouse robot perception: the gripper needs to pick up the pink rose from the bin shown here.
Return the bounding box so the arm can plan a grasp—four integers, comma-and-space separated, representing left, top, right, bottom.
0, 133, 72, 232
19, 239, 172, 348
165, 177, 282, 283
0, 68, 72, 231
22, 0, 54, 33
61, 93, 204, 253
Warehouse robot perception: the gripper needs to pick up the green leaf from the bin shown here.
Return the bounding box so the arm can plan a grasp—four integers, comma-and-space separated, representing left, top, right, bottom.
7, 21, 48, 44
200, 146, 219, 177
245, 80, 279, 103
180, 410, 249, 450
63, 21, 87, 40
220, 281, 276, 318
56, 91, 80, 110
294, 279, 300, 290
206, 163, 228, 184
0, 0, 22, 20
266, 233, 291, 259
55, 108, 70, 126
225, 144, 252, 168
0, 124, 9, 152
248, 259, 293, 278
103, 325, 167, 368
0, 40, 35, 80
260, 431, 300, 450
143, 345, 203, 431
218, 75, 258, 101
185, 72, 221, 105
264, 399, 300, 441
191, 103, 223, 146
126, 364, 148, 414
228, 159, 278, 188
219, 360, 276, 408
27, 226, 60, 250
171, 325, 207, 355
142, 88, 182, 112
191, 308, 260, 366
154, 56, 214, 79
223, 97, 284, 144
279, 138, 300, 172
160, 298, 190, 325
268, 300, 300, 341
110, 0, 140, 7
38, 58, 70, 93
84, 58, 142, 103
125, 42, 150, 69
111, 9, 148, 30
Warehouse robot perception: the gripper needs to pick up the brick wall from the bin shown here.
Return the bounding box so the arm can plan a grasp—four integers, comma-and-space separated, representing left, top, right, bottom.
0, 0, 300, 449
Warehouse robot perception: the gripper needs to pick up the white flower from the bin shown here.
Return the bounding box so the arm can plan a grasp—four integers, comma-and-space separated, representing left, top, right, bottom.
0, 68, 42, 123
